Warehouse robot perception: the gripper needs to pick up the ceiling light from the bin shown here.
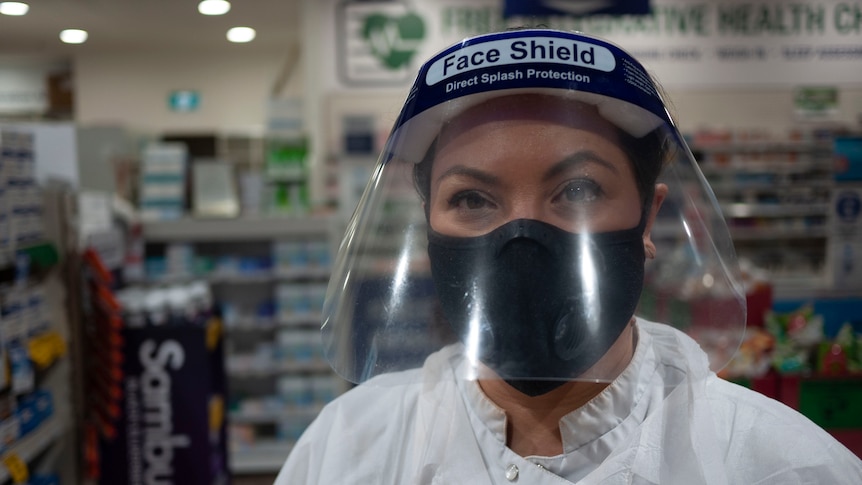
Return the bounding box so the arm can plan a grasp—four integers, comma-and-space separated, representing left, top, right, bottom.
60, 29, 88, 44
227, 27, 256, 43
198, 0, 230, 16
0, 2, 29, 16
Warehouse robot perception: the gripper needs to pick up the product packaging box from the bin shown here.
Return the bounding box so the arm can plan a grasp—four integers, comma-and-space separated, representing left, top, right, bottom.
98, 324, 229, 485
828, 185, 862, 290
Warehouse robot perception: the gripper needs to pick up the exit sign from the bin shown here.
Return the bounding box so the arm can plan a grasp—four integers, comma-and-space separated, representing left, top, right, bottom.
168, 90, 200, 112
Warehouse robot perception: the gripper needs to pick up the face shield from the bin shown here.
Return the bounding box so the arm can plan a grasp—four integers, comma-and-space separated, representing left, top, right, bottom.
322, 29, 746, 391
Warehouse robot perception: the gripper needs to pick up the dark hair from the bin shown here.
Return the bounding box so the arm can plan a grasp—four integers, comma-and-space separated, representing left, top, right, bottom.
414, 126, 669, 220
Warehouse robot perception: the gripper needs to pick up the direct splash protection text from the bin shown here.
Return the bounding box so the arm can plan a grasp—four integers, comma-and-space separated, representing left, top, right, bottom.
445, 67, 592, 93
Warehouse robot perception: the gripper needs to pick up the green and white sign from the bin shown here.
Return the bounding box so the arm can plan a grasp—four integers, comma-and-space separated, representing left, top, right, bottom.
168, 90, 200, 112
794, 86, 839, 117
328, 0, 862, 89
337, 1, 428, 85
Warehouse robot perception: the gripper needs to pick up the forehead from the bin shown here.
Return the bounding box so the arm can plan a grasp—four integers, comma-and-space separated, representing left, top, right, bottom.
436, 94, 622, 149
432, 94, 630, 175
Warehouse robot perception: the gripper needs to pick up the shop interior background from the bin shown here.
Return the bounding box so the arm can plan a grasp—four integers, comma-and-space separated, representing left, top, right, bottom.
1, 0, 861, 484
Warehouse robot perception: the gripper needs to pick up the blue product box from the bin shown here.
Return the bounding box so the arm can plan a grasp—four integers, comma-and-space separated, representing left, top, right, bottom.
33, 389, 54, 422
15, 397, 38, 436
28, 474, 60, 485
834, 137, 862, 182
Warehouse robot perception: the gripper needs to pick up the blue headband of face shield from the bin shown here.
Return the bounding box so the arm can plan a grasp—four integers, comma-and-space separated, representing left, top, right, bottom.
386, 29, 673, 165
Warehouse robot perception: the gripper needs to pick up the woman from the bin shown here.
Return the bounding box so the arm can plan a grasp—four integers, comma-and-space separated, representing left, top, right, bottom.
276, 29, 861, 484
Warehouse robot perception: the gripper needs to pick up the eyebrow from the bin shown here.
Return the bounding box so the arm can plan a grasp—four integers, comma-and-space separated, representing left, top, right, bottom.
435, 165, 501, 187
434, 150, 620, 187
542, 150, 620, 182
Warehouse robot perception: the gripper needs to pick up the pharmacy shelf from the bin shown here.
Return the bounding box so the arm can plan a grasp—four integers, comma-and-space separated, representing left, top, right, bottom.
729, 226, 829, 241
700, 160, 831, 174
226, 361, 333, 378
149, 268, 331, 286
0, 414, 63, 483
142, 216, 334, 242
721, 203, 830, 218
230, 440, 294, 475
693, 140, 833, 153
0, 242, 60, 284
229, 406, 323, 425
209, 269, 330, 284
709, 180, 833, 193
224, 314, 323, 333
652, 222, 829, 241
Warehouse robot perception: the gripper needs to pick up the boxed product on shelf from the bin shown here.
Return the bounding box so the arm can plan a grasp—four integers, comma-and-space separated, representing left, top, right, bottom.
97, 323, 229, 485
138, 143, 188, 221
276, 329, 322, 364
7, 342, 33, 395
220, 298, 276, 329
25, 285, 51, 337
834, 136, 862, 182
274, 282, 327, 324
265, 137, 308, 180
828, 186, 862, 289
2, 288, 27, 344
274, 375, 341, 410
0, 388, 50, 455
0, 129, 44, 249
264, 136, 310, 216
165, 242, 195, 278
309, 375, 341, 404
27, 474, 59, 485
228, 423, 256, 450
277, 414, 316, 443
273, 240, 332, 276
277, 376, 314, 408
16, 395, 34, 437
0, 414, 20, 453
268, 180, 310, 216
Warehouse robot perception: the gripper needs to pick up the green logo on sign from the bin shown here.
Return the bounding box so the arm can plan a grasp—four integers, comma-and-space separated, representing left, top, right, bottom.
362, 12, 425, 70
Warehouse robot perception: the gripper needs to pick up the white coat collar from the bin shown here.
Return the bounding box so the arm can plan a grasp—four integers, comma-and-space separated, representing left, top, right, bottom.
452, 319, 664, 479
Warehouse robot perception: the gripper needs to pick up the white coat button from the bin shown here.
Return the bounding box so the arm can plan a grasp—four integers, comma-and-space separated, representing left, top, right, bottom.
505, 464, 519, 481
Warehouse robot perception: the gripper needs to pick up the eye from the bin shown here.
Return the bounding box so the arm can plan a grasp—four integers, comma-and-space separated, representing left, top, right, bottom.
449, 191, 493, 211
556, 179, 603, 204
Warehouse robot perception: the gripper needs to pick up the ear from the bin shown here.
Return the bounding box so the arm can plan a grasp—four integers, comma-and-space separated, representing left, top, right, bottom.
643, 183, 668, 260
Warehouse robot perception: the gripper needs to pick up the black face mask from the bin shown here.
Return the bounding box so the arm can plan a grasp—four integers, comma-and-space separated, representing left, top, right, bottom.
427, 218, 646, 396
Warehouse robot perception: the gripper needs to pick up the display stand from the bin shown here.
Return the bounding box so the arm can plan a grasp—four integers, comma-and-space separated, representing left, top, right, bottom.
141, 216, 344, 476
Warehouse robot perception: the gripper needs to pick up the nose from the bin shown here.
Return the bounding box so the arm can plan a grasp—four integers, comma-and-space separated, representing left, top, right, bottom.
505, 194, 580, 233
506, 193, 545, 223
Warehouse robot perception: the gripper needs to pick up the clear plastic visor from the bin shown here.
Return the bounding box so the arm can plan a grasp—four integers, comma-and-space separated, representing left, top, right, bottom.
322, 90, 745, 387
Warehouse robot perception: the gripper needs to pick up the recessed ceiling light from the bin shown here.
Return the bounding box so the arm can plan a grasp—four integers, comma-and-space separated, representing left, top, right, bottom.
227, 27, 256, 43
60, 29, 88, 44
0, 2, 29, 16
198, 0, 230, 16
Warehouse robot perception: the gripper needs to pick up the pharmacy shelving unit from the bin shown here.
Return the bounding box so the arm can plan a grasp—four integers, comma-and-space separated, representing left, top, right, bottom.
141, 216, 343, 476
0, 131, 77, 484
691, 137, 837, 297
0, 244, 73, 485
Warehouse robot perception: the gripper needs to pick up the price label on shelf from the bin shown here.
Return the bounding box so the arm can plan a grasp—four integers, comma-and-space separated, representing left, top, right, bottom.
2, 452, 29, 483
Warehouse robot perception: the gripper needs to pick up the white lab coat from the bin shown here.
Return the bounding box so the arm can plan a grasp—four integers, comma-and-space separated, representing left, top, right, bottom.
275, 319, 862, 484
